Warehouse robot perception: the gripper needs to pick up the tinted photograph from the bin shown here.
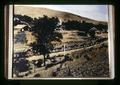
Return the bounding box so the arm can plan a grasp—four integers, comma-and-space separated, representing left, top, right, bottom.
10, 5, 114, 79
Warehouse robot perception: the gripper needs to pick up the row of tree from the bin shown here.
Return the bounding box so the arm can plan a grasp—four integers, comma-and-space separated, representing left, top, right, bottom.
62, 20, 108, 32
14, 14, 33, 26
14, 14, 108, 33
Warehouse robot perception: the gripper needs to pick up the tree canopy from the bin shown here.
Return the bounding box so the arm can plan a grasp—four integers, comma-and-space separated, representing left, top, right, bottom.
29, 15, 63, 66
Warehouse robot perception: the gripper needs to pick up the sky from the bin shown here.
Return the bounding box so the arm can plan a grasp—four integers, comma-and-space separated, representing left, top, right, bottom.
15, 5, 108, 22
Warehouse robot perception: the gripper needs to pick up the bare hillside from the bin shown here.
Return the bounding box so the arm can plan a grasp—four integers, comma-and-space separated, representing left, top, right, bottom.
14, 6, 107, 25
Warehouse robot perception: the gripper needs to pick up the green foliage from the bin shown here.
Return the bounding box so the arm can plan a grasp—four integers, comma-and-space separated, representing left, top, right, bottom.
29, 15, 63, 66
31, 15, 62, 43
62, 20, 108, 32
62, 20, 93, 32
14, 14, 33, 26
95, 23, 108, 32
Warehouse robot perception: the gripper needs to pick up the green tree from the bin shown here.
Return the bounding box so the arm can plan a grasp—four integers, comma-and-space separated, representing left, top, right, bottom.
88, 27, 97, 38
30, 15, 63, 66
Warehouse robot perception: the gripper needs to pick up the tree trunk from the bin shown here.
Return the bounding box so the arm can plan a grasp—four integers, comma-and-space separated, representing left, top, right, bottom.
43, 54, 46, 66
